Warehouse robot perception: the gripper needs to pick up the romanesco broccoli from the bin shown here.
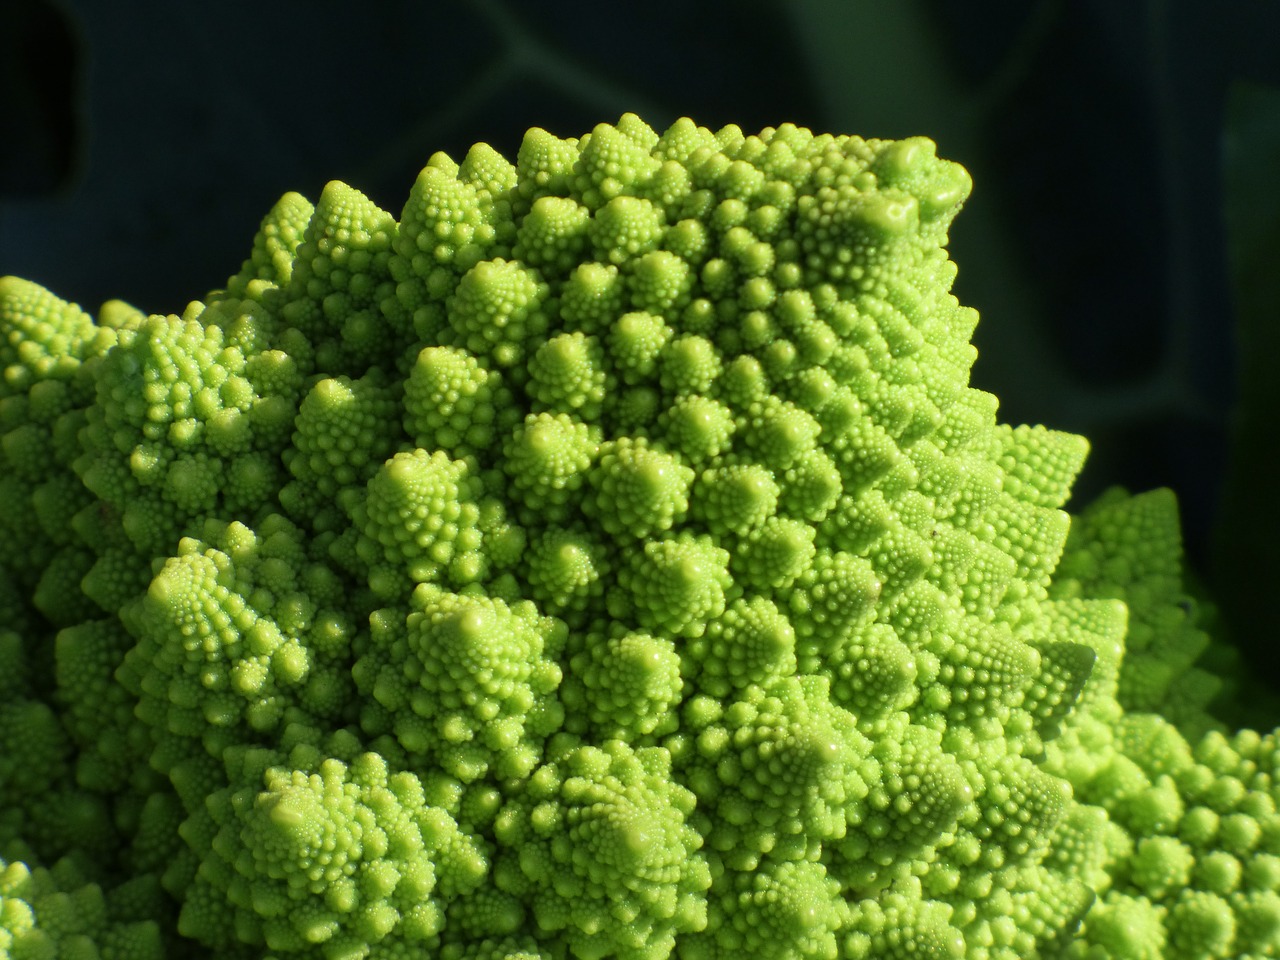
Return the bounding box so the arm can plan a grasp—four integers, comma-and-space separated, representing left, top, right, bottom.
1, 115, 1273, 960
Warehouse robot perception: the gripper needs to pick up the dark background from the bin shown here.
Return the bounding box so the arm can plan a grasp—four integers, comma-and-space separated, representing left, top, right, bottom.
3, 0, 1278, 678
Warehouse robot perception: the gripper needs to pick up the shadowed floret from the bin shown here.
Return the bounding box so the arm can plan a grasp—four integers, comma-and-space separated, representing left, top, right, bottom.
0, 852, 164, 959
1053, 487, 1221, 729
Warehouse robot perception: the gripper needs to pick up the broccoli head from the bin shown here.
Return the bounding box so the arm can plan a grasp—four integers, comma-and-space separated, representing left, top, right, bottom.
1, 115, 1274, 960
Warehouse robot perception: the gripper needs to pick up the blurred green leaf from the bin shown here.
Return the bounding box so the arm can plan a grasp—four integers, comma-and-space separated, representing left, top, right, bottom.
1214, 81, 1280, 667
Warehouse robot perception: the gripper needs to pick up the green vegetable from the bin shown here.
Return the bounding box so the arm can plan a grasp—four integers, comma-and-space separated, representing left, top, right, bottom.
0, 115, 1273, 960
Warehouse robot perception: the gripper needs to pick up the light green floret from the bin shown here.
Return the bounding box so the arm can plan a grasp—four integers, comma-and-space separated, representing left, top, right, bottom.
628, 250, 693, 316
609, 311, 672, 384
925, 615, 1042, 727
75, 305, 299, 549
778, 447, 842, 522
280, 179, 399, 371
1014, 618, 1100, 744
440, 935, 553, 960
682, 858, 846, 960
843, 888, 966, 960
515, 127, 580, 205
662, 217, 710, 265
78, 316, 235, 525
442, 887, 530, 947
126, 543, 306, 755
356, 587, 564, 783
458, 141, 518, 206
526, 332, 610, 419
772, 289, 838, 365
559, 262, 625, 334
224, 190, 315, 298
994, 424, 1091, 511
831, 722, 971, 891
447, 259, 550, 370
736, 395, 821, 471
820, 621, 918, 728
641, 158, 695, 220
659, 334, 720, 396
590, 196, 666, 264
790, 550, 881, 668
715, 353, 769, 409
521, 528, 610, 622
729, 515, 817, 591
658, 394, 735, 463
404, 345, 516, 459
871, 136, 974, 231
681, 595, 797, 697
679, 676, 875, 865
964, 748, 1072, 865
0, 275, 116, 397
349, 448, 488, 594
586, 438, 694, 539
564, 626, 683, 738
389, 164, 490, 338
492, 739, 710, 960
614, 533, 732, 639
281, 370, 399, 526
502, 413, 600, 524
690, 462, 779, 535
574, 120, 662, 209
513, 196, 591, 276
182, 748, 486, 957
1168, 892, 1237, 960
120, 516, 355, 773
13, 114, 1277, 960
1050, 704, 1280, 959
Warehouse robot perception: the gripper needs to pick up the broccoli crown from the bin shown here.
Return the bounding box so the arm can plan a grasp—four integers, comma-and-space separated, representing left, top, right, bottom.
0, 116, 1274, 960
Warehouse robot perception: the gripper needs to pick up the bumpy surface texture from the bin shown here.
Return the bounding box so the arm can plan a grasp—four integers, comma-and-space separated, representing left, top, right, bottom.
0, 116, 1274, 960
